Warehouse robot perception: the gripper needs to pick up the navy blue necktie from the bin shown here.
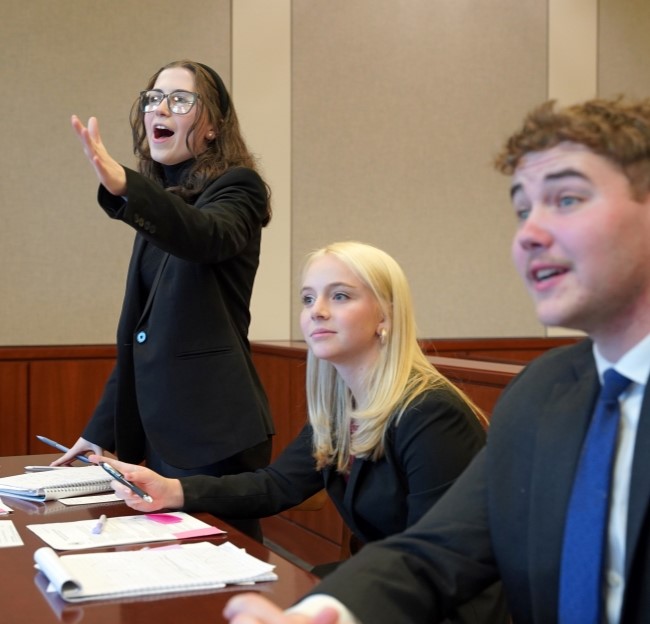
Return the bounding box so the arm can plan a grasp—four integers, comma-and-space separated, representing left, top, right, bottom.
558, 368, 632, 624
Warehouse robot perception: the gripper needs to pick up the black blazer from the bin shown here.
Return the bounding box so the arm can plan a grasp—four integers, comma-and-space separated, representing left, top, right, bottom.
180, 388, 485, 538
314, 339, 650, 623
181, 388, 508, 623
83, 166, 274, 469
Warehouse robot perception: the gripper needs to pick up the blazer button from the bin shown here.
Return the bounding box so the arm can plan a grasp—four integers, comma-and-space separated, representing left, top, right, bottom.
136, 331, 147, 344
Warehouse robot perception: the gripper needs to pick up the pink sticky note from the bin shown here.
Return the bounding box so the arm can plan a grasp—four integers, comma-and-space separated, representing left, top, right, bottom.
173, 526, 226, 539
145, 513, 184, 524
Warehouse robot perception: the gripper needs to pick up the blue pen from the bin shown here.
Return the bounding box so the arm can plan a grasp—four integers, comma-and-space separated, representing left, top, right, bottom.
35, 435, 93, 465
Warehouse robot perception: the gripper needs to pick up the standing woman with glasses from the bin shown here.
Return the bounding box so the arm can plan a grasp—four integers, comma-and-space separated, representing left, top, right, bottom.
54, 60, 274, 540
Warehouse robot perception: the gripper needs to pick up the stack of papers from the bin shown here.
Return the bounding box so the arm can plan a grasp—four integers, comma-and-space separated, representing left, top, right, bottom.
35, 541, 277, 602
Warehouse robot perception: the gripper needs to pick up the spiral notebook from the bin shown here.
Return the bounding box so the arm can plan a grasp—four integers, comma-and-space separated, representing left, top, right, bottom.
35, 541, 278, 603
0, 466, 111, 501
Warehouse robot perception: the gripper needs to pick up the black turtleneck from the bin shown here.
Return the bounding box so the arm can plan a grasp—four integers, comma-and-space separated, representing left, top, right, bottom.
162, 158, 194, 188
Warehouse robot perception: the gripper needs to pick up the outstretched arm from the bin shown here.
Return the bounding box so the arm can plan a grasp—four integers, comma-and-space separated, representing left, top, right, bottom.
71, 114, 127, 196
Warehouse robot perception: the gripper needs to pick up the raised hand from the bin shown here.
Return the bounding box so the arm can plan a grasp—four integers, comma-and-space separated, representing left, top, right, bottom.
71, 114, 127, 196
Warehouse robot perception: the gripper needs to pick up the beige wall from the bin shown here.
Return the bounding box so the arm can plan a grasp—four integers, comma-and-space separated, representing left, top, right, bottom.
290, 0, 546, 339
2, 0, 650, 345
599, 0, 650, 99
2, 0, 232, 344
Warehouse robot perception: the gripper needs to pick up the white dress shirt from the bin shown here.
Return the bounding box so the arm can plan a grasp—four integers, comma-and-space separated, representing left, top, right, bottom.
593, 333, 650, 624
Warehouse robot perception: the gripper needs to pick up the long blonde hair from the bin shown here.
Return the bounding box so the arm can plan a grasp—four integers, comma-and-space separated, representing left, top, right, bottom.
304, 241, 485, 472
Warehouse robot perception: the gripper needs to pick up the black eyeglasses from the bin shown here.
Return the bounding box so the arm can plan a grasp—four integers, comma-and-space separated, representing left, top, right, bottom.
139, 89, 199, 115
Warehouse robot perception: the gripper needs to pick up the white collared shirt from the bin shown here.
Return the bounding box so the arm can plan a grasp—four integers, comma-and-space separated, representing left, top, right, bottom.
593, 333, 650, 624
287, 335, 650, 624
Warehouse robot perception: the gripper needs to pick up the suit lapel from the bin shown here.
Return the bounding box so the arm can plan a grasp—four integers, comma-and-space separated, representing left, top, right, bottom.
528, 350, 599, 603
139, 248, 170, 322
326, 459, 364, 538
124, 237, 147, 310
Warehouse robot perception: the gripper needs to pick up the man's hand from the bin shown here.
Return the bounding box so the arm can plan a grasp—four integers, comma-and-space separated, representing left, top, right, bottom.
224, 593, 341, 624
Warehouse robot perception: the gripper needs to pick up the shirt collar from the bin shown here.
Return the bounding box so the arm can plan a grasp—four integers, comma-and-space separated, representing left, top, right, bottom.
593, 332, 650, 388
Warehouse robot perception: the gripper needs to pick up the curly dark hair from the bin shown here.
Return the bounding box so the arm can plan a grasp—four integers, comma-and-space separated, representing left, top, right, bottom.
494, 97, 650, 200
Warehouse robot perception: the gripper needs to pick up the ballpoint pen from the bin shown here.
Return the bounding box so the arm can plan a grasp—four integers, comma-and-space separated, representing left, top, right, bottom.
35, 435, 93, 464
91, 514, 108, 535
100, 462, 154, 503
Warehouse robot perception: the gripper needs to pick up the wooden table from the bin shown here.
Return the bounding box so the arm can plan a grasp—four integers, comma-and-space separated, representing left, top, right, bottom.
0, 454, 318, 624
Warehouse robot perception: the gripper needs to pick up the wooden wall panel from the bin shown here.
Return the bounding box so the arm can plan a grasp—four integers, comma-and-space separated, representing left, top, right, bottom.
29, 359, 115, 454
0, 346, 116, 455
0, 362, 28, 455
420, 337, 579, 364
0, 339, 551, 568
429, 355, 523, 419
252, 352, 294, 460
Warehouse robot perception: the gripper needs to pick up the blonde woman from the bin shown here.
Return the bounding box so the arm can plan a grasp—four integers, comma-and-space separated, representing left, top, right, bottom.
94, 241, 507, 622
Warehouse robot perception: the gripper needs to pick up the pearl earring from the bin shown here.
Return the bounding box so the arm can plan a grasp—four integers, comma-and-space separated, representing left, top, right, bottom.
379, 328, 388, 347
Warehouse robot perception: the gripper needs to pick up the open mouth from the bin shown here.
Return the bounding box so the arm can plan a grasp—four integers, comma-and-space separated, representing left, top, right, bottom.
532, 267, 568, 282
153, 125, 174, 139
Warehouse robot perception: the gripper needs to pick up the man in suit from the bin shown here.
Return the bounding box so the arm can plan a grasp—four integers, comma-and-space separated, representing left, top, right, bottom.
223, 96, 650, 623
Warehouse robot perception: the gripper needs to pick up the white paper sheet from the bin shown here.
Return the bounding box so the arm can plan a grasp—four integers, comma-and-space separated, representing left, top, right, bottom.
27, 511, 225, 550
0, 520, 24, 547
59, 493, 122, 505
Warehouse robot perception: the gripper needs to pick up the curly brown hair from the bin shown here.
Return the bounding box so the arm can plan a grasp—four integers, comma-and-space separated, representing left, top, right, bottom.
129, 59, 271, 224
494, 97, 650, 201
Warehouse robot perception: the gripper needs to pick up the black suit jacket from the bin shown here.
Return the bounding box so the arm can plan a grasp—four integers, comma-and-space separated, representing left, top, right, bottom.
181, 388, 485, 537
83, 166, 274, 468
181, 388, 508, 623
313, 339, 650, 623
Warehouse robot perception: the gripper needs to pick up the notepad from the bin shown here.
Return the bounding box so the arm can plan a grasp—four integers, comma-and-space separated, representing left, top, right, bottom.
35, 541, 278, 603
0, 466, 111, 501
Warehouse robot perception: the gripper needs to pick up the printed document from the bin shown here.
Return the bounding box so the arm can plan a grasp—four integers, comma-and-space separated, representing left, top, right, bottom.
28, 511, 224, 550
